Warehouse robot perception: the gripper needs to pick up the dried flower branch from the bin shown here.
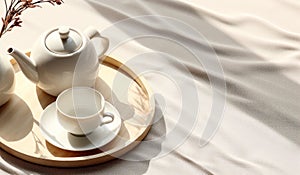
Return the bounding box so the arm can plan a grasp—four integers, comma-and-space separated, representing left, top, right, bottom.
0, 0, 63, 38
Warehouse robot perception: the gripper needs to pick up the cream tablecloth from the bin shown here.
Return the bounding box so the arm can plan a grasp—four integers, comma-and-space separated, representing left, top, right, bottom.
1, 0, 300, 174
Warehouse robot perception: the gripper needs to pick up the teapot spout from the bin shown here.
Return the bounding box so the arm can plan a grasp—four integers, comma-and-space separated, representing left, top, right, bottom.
7, 47, 39, 83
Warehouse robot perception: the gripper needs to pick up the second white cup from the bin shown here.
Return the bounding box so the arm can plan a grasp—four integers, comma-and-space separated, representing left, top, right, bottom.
56, 87, 114, 136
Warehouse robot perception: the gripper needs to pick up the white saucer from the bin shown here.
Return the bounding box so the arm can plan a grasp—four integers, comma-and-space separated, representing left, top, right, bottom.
39, 102, 122, 151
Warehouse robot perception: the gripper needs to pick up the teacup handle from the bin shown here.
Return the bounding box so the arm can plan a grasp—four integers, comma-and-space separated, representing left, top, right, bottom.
84, 26, 109, 59
100, 112, 114, 126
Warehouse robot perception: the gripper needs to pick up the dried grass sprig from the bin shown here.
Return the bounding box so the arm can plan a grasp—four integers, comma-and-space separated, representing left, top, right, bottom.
0, 0, 63, 38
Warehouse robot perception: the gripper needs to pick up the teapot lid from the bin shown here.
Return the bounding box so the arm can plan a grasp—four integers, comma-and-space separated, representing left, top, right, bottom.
45, 26, 82, 54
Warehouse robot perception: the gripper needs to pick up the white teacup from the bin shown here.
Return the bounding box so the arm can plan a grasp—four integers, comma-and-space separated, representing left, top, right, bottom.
56, 87, 114, 136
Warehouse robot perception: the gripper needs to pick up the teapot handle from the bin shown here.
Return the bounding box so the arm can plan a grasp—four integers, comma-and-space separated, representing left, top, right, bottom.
84, 26, 109, 59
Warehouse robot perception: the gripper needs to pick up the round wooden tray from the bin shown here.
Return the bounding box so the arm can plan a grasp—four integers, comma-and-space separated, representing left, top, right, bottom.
0, 55, 155, 167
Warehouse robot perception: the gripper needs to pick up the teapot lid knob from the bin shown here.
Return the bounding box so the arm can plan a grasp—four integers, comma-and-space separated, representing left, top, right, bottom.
59, 26, 70, 40
45, 26, 82, 54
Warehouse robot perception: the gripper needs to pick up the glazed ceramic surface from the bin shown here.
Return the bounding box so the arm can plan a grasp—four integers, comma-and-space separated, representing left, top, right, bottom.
40, 101, 121, 151
56, 87, 115, 135
0, 55, 15, 106
8, 26, 109, 96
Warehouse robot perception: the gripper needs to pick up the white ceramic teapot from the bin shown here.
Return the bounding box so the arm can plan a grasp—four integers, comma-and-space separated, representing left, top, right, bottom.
8, 26, 109, 96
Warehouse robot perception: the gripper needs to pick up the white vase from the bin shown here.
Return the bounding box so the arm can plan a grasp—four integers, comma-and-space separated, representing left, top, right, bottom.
0, 54, 15, 106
